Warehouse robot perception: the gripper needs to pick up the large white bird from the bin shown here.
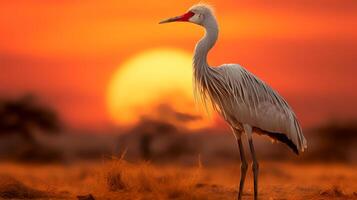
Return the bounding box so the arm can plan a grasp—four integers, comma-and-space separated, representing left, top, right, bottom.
160, 4, 307, 200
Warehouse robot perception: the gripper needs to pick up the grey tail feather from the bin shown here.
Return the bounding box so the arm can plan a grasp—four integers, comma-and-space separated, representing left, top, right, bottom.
253, 127, 299, 155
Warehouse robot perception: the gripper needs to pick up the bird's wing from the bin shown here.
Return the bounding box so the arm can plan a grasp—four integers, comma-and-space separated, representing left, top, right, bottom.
196, 64, 307, 152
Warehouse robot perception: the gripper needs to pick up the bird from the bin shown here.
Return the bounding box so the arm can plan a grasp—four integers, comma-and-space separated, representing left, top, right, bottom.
159, 3, 307, 200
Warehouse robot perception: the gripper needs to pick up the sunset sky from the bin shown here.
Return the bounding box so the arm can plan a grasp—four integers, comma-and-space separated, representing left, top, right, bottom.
1, 0, 356, 131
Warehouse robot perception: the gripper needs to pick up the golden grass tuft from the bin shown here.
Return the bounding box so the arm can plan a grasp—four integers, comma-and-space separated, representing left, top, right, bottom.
320, 185, 347, 197
106, 170, 125, 192
99, 156, 208, 200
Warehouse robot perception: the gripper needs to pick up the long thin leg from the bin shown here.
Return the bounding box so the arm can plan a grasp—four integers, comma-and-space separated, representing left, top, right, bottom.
234, 131, 247, 200
248, 136, 259, 200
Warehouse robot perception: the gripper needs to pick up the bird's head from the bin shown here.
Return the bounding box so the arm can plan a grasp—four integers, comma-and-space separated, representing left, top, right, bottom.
159, 4, 215, 27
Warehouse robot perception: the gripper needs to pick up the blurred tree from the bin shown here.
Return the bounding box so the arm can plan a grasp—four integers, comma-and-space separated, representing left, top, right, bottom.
0, 95, 61, 144
135, 119, 176, 160
314, 121, 357, 162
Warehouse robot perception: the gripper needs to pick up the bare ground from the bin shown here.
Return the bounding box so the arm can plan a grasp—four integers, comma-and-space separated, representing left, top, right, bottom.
0, 159, 356, 200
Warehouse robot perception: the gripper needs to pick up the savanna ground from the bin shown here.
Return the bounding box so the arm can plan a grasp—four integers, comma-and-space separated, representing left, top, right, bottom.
0, 158, 356, 200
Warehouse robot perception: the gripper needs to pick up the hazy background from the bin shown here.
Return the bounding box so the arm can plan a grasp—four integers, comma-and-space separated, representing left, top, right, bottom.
0, 0, 356, 164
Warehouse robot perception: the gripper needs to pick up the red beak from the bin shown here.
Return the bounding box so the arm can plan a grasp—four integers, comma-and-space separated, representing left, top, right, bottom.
159, 11, 195, 24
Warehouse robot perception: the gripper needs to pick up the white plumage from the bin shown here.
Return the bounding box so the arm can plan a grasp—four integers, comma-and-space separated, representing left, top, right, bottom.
160, 3, 307, 200
194, 63, 307, 152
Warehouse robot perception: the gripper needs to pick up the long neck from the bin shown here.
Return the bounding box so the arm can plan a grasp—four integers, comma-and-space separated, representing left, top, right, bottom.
193, 18, 219, 76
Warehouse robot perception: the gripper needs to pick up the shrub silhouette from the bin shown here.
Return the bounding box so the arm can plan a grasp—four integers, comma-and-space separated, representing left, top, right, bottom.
0, 95, 60, 142
313, 121, 357, 161
0, 95, 62, 162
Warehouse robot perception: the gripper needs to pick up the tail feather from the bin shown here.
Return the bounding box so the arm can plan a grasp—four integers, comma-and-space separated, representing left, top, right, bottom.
253, 127, 299, 155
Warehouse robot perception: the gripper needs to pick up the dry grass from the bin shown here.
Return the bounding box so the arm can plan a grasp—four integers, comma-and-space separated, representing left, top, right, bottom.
0, 174, 49, 199
98, 157, 221, 200
0, 159, 356, 200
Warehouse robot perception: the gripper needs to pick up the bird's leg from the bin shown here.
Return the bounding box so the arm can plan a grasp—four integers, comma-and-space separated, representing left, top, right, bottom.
234, 130, 247, 200
237, 138, 248, 200
248, 136, 259, 200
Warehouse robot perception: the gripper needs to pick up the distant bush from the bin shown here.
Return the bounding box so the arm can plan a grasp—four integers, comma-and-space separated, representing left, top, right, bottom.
311, 121, 357, 162
0, 95, 63, 163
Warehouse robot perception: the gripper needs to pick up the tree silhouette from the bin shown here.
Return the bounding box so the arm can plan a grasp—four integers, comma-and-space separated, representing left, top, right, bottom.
314, 121, 357, 161
0, 95, 61, 144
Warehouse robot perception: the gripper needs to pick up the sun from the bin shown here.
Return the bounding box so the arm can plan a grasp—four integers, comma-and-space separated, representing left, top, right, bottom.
107, 48, 211, 128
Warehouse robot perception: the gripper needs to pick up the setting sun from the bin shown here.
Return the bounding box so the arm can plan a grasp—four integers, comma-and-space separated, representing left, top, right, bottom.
107, 48, 210, 128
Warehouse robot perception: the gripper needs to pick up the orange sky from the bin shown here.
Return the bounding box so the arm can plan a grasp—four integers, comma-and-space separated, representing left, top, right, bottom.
1, 0, 356, 131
